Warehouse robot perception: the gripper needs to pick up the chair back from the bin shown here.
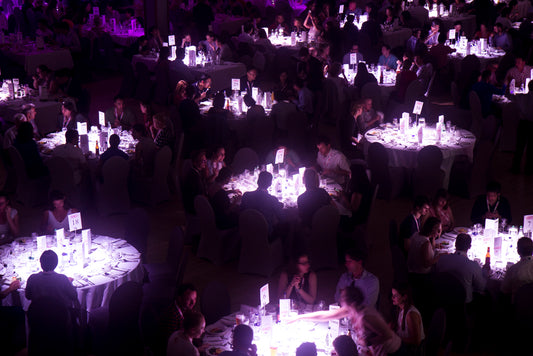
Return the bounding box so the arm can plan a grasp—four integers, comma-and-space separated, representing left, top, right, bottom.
166, 226, 185, 276
432, 272, 467, 306
151, 146, 172, 204
469, 139, 495, 198
125, 208, 150, 259
135, 62, 153, 102
99, 156, 130, 215
424, 308, 447, 355
231, 147, 259, 175
28, 296, 72, 355
310, 205, 340, 270
361, 82, 383, 112
460, 55, 481, 77
469, 91, 483, 138
451, 81, 460, 106
239, 209, 282, 277
367, 142, 392, 199
404, 80, 425, 108
195, 195, 223, 263
8, 146, 29, 184
200, 281, 231, 325
46, 156, 75, 194
413, 145, 444, 197
249, 118, 274, 161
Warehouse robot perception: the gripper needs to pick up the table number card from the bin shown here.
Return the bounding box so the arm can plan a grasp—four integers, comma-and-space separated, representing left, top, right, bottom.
37, 235, 47, 254
99, 111, 105, 127
275, 148, 285, 164
231, 79, 240, 91
68, 212, 83, 232
279, 299, 290, 320
448, 29, 455, 40
438, 115, 444, 125
56, 228, 65, 247
413, 101, 424, 115
77, 122, 87, 135
260, 283, 269, 308
266, 164, 274, 174
82, 229, 92, 256
350, 53, 358, 65
484, 218, 498, 238
523, 215, 533, 234
168, 35, 175, 46
339, 4, 344, 13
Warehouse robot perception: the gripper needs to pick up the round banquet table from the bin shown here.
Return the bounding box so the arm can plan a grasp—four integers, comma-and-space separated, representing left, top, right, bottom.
364, 124, 476, 188
0, 234, 143, 312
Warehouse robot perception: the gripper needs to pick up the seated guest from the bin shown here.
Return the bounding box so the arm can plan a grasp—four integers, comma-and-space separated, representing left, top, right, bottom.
474, 23, 492, 40
139, 100, 153, 132
279, 252, 317, 305
490, 23, 512, 52
436, 233, 489, 303
0, 193, 19, 238
333, 335, 358, 356
57, 101, 85, 131
504, 56, 532, 88
496, 8, 513, 30
13, 122, 48, 178
342, 44, 364, 67
25, 250, 78, 308
105, 95, 136, 130
131, 124, 158, 176
264, 143, 302, 174
181, 33, 193, 48
241, 171, 284, 236
3, 113, 26, 149
353, 62, 377, 96
407, 217, 441, 275
274, 71, 292, 99
413, 54, 433, 90
147, 26, 163, 52
399, 196, 430, 250
100, 134, 128, 164
192, 75, 212, 103
502, 237, 533, 300
424, 20, 440, 46
22, 104, 40, 139
357, 98, 383, 134
315, 136, 350, 184
405, 29, 426, 57
428, 33, 455, 69
32, 64, 52, 90
335, 249, 379, 306
326, 62, 348, 106
53, 21, 81, 52
220, 324, 257, 356
297, 168, 333, 228
205, 147, 226, 184
173, 80, 189, 107
152, 113, 175, 149
292, 17, 307, 35
237, 23, 255, 44
240, 67, 259, 95
124, 35, 149, 59
471, 181, 512, 225
292, 78, 314, 117
269, 14, 290, 36
49, 68, 84, 99
206, 93, 232, 148
378, 44, 399, 70
453, 21, 465, 39
339, 164, 372, 227
199, 31, 219, 59
471, 70, 506, 118
296, 343, 317, 356
182, 150, 207, 215
52, 129, 87, 185
423, 189, 454, 232
208, 167, 240, 230
393, 58, 417, 102
216, 36, 234, 62
167, 311, 205, 356
41, 190, 78, 234
391, 284, 425, 349
160, 284, 198, 342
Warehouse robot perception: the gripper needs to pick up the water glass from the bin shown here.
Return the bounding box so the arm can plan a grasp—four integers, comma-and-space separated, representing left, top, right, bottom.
392, 118, 398, 130
446, 121, 452, 132
418, 117, 426, 128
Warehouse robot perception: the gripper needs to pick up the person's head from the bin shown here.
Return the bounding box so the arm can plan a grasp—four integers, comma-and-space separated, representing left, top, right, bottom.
517, 237, 533, 258
40, 250, 58, 272
350, 44, 359, 53
131, 123, 147, 139
206, 31, 215, 43
276, 14, 285, 24
414, 54, 424, 66
299, 47, 310, 61
212, 147, 226, 162
36, 64, 51, 79
348, 0, 357, 10
258, 28, 267, 39
175, 283, 198, 310
515, 56, 526, 71
109, 134, 120, 148
480, 23, 488, 33
400, 10, 412, 24
486, 181, 501, 205
346, 14, 355, 24
381, 44, 391, 57
243, 23, 253, 34
494, 22, 504, 34
357, 62, 368, 74
333, 335, 358, 356
232, 324, 254, 351
293, 17, 303, 28
455, 233, 472, 252
215, 166, 232, 184
293, 78, 305, 92
65, 129, 79, 145
125, 8, 135, 18
22, 103, 36, 120
327, 62, 342, 78
433, 189, 449, 210
183, 33, 192, 43
303, 168, 319, 189
413, 195, 430, 216
296, 342, 317, 356
0, 193, 10, 212
391, 283, 413, 308
113, 95, 125, 112
363, 98, 373, 111
351, 101, 364, 118
279, 71, 288, 84
420, 216, 442, 238
430, 20, 440, 32
344, 248, 366, 277
257, 171, 273, 189
246, 67, 258, 82
153, 113, 169, 130
402, 58, 413, 71
480, 69, 492, 83
386, 6, 394, 18
213, 92, 225, 109
174, 80, 188, 99
61, 101, 75, 118
316, 135, 331, 156
50, 190, 66, 210
340, 285, 365, 311
454, 21, 462, 32
289, 251, 312, 275
198, 75, 212, 90
192, 150, 207, 170
182, 311, 205, 339
16, 121, 34, 142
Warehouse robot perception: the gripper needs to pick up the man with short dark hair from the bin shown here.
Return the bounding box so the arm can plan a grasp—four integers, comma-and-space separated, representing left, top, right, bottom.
296, 342, 317, 356
470, 181, 512, 225
297, 168, 333, 228
335, 249, 379, 306
502, 237, 533, 299
240, 67, 258, 94
22, 103, 39, 138
436, 233, 488, 303
378, 44, 398, 70
160, 283, 198, 341
52, 129, 87, 185
105, 95, 136, 130
100, 134, 128, 164
220, 324, 257, 356
398, 196, 430, 251
25, 250, 78, 308
315, 136, 350, 184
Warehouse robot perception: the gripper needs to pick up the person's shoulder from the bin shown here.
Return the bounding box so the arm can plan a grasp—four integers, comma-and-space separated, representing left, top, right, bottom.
363, 269, 378, 280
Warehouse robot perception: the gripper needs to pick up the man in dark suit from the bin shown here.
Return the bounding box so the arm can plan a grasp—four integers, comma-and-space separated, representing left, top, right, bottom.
240, 67, 258, 94
399, 195, 430, 252
182, 150, 207, 215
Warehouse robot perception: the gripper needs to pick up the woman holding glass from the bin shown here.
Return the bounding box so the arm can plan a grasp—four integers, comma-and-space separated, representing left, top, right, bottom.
278, 252, 317, 305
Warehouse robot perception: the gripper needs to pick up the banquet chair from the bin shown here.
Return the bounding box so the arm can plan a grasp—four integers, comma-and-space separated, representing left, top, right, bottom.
367, 142, 404, 200
249, 117, 274, 162
124, 208, 150, 260
7, 146, 49, 206
412, 145, 444, 197
131, 146, 172, 206
200, 281, 231, 325
45, 156, 79, 207
424, 308, 447, 356
451, 81, 460, 107
134, 62, 153, 102
309, 205, 340, 271
238, 209, 283, 277
361, 82, 384, 112
403, 80, 425, 109
469, 91, 498, 141
97, 156, 130, 216
231, 147, 259, 175
195, 195, 239, 264
144, 226, 185, 283
511, 283, 533, 353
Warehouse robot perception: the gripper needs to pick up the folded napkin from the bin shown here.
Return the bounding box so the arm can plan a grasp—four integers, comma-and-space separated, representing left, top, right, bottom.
117, 261, 139, 270
87, 275, 114, 285
117, 245, 140, 256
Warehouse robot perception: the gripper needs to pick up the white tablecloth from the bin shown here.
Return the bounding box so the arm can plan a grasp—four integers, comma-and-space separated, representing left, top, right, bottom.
0, 235, 143, 312
2, 45, 73, 75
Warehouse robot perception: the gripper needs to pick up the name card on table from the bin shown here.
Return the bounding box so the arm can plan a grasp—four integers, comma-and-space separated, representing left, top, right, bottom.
260, 283, 269, 308
82, 229, 92, 256
275, 148, 285, 164
252, 87, 258, 100
37, 235, 47, 254
168, 35, 175, 46
459, 36, 468, 49
484, 218, 498, 238
279, 299, 290, 320
79, 134, 89, 154
93, 7, 99, 15
438, 115, 444, 125
77, 122, 87, 135
350, 53, 358, 65
339, 4, 344, 13
448, 29, 455, 40
68, 212, 83, 232
56, 228, 65, 247
231, 78, 240, 91
99, 111, 105, 126
266, 163, 274, 174
524, 215, 533, 234
413, 101, 424, 115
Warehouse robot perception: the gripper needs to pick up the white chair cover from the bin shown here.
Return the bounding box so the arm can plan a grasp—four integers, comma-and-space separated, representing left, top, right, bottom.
309, 205, 340, 271
97, 156, 130, 216
238, 209, 283, 277
144, 226, 185, 283
412, 145, 445, 197
131, 146, 172, 206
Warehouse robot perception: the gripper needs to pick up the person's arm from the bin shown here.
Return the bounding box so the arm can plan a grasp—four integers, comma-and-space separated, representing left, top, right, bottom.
295, 272, 317, 304
402, 310, 423, 345
0, 280, 20, 300
5, 207, 19, 236
350, 191, 363, 213
421, 240, 438, 268
304, 12, 312, 29
290, 306, 349, 323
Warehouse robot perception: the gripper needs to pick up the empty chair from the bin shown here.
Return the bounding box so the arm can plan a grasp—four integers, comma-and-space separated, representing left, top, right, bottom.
468, 140, 497, 198
231, 147, 259, 175
144, 226, 185, 283
45, 156, 79, 207
200, 281, 231, 325
309, 205, 340, 271
412, 145, 444, 197
7, 146, 48, 206
124, 208, 150, 260
195, 195, 239, 264
97, 156, 130, 216
238, 209, 283, 277
131, 146, 172, 206
367, 142, 403, 199
469, 91, 499, 141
